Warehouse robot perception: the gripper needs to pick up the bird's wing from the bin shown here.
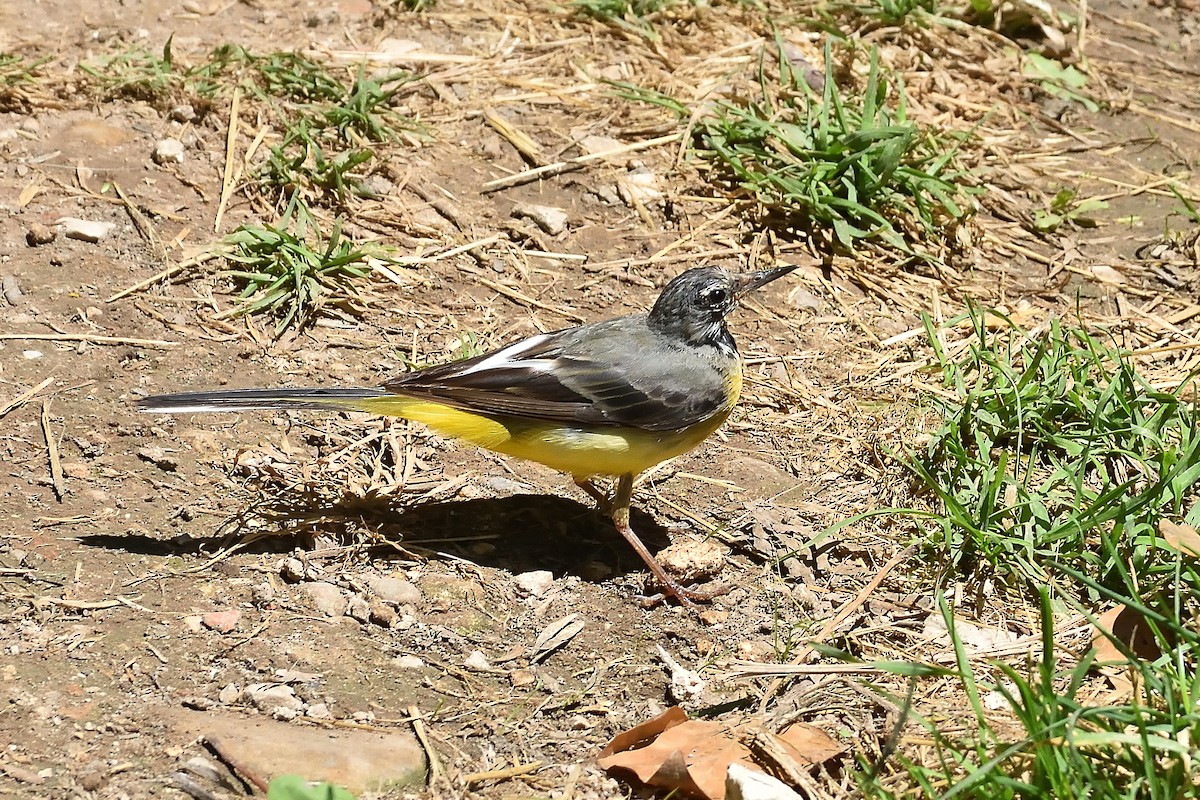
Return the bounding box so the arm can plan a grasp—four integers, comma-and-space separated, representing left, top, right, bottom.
383, 321, 733, 432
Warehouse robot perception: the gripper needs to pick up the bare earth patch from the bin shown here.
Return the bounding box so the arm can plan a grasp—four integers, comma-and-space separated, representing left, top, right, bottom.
1, 0, 1198, 797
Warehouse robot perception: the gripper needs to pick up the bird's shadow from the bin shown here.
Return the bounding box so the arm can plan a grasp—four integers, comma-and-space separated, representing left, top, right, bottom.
78, 493, 670, 584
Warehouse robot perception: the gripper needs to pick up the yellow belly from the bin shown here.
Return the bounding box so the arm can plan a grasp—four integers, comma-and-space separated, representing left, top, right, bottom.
352, 367, 741, 478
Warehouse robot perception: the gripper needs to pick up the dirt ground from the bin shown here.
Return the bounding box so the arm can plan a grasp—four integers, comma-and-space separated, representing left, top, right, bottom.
1, 0, 1198, 797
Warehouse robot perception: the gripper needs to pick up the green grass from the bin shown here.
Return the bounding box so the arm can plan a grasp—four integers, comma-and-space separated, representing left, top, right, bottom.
571, 0, 673, 40
863, 573, 1200, 800
690, 41, 975, 255
905, 309, 1200, 595
210, 196, 390, 335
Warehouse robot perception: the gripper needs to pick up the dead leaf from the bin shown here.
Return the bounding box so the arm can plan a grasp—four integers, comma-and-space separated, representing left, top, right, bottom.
529, 613, 585, 663
775, 722, 846, 765
1158, 520, 1200, 557
599, 707, 755, 800
1091, 604, 1161, 665
18, 182, 43, 208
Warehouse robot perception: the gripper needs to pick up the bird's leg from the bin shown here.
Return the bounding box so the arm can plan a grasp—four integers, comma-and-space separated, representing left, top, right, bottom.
573, 477, 612, 514
608, 473, 722, 608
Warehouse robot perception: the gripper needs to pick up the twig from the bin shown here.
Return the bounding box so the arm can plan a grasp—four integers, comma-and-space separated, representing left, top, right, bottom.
107, 250, 221, 302
214, 86, 241, 234
0, 333, 177, 348
481, 132, 682, 193
464, 761, 542, 785
40, 400, 64, 502
201, 735, 270, 794
409, 705, 444, 786
0, 376, 54, 420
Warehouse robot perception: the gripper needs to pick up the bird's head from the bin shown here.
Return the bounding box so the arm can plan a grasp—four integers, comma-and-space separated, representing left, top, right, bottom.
648, 264, 797, 349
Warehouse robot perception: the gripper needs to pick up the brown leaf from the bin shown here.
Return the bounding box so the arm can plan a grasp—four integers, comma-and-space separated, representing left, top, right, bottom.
1159, 520, 1200, 557
1091, 604, 1161, 665
775, 722, 847, 765
599, 707, 755, 800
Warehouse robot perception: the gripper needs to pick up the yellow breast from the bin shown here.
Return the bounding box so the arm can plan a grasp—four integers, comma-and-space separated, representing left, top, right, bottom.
356, 360, 743, 479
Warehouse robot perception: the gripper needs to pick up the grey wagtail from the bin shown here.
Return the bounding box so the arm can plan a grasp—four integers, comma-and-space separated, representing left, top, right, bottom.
139, 264, 796, 606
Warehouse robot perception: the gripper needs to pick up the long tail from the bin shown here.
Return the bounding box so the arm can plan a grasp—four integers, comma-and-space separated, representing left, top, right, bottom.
138, 387, 391, 414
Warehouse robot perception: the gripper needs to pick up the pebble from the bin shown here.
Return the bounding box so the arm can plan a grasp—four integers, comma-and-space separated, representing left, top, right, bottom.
512, 202, 569, 236
218, 683, 242, 704
136, 445, 178, 472
24, 225, 54, 247
1, 275, 22, 305
365, 575, 422, 606
726, 762, 803, 800
306, 702, 332, 719
514, 570, 555, 597
280, 557, 308, 583
245, 683, 304, 713
368, 600, 397, 628
201, 609, 240, 633
345, 595, 371, 623
168, 104, 196, 123
57, 217, 115, 243
392, 655, 425, 669
302, 581, 347, 617
464, 650, 495, 672
22, 350, 42, 360
152, 137, 186, 165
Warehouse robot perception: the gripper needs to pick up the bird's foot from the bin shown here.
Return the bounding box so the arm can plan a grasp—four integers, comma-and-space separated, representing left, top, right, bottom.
637, 580, 731, 610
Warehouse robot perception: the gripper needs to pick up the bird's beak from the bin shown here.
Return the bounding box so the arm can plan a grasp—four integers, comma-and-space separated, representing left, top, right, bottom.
733, 263, 799, 297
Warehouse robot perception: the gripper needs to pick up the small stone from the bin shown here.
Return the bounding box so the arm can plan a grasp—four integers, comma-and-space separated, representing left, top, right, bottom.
512, 202, 569, 236
201, 609, 240, 633
366, 575, 421, 606
78, 768, 106, 792
280, 557, 307, 583
57, 217, 115, 243
181, 696, 216, 711
218, 683, 241, 704
514, 570, 555, 597
306, 702, 332, 719
464, 650, 494, 672
2, 274, 22, 304
136, 445, 178, 472
345, 595, 371, 623
510, 668, 536, 688
252, 581, 275, 605
245, 683, 304, 713
656, 539, 726, 583
25, 224, 54, 247
168, 104, 196, 123
60, 461, 91, 479
153, 138, 186, 165
272, 707, 299, 721
22, 350, 42, 360
699, 609, 730, 626
392, 655, 424, 669
302, 581, 346, 617
368, 600, 397, 628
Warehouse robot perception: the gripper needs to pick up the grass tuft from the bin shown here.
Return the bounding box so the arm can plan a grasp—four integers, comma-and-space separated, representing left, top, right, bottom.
210, 195, 390, 335
907, 309, 1200, 595
690, 41, 975, 255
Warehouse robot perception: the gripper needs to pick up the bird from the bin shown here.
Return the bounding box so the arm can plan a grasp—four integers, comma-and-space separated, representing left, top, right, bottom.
139, 264, 797, 606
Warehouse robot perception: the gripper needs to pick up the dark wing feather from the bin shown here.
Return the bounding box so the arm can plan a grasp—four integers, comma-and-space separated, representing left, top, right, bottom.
382, 319, 732, 432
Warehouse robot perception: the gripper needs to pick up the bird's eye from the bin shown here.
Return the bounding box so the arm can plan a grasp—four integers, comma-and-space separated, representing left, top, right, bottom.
701, 287, 728, 306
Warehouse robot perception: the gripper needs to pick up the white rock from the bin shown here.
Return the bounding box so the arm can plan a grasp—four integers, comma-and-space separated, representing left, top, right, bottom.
392, 655, 425, 669
366, 575, 422, 606
57, 217, 115, 243
464, 650, 494, 672
22, 350, 42, 360
153, 137, 186, 165
301, 581, 347, 617
514, 570, 555, 597
726, 763, 803, 800
218, 683, 242, 704
512, 203, 569, 236
245, 683, 303, 713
